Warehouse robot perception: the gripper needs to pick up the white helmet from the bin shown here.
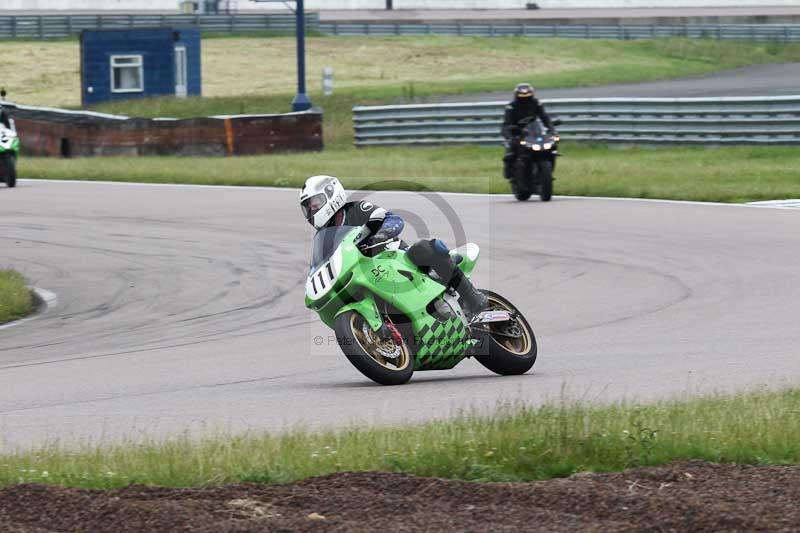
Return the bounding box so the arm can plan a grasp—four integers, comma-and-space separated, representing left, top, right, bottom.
300, 175, 347, 229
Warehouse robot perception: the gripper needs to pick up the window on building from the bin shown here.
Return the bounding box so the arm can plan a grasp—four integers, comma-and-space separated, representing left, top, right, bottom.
110, 55, 144, 93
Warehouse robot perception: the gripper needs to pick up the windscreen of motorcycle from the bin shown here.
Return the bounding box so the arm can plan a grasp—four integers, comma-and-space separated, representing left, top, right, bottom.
307, 225, 354, 301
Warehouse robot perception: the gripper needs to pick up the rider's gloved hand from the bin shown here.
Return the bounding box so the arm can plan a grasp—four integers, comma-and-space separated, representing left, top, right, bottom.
370, 229, 394, 244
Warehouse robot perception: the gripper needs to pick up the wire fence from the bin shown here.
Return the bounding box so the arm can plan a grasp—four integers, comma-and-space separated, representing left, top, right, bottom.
0, 13, 320, 39
1, 15, 799, 42
353, 96, 800, 146
320, 22, 800, 42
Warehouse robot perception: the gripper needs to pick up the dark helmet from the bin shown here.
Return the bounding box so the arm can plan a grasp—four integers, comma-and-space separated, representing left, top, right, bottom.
514, 83, 535, 100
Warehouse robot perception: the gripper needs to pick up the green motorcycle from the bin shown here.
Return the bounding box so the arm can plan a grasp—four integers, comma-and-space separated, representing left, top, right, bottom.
0, 93, 19, 188
305, 225, 537, 385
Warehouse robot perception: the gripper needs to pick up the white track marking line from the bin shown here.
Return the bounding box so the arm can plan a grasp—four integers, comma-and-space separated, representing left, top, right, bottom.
17, 179, 800, 210
746, 199, 800, 209
0, 287, 58, 331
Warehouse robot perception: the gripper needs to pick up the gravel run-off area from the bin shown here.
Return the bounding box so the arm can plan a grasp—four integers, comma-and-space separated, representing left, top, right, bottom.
1, 461, 799, 532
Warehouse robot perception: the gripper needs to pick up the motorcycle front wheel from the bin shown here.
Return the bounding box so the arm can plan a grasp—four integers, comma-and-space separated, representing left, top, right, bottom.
2, 155, 15, 188
537, 160, 553, 202
474, 290, 537, 376
333, 311, 414, 385
512, 158, 532, 201
511, 179, 531, 201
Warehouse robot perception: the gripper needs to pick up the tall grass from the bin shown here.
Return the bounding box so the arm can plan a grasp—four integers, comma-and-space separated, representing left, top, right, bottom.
3, 388, 799, 489
0, 270, 33, 324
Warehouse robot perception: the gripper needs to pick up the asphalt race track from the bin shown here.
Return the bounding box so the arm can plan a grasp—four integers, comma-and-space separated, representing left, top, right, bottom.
440, 63, 800, 102
1, 180, 799, 450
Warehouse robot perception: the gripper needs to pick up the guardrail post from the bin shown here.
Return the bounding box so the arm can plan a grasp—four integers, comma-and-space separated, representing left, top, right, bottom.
427, 23, 431, 35
97, 14, 102, 29
38, 15, 44, 39
490, 23, 495, 37
11, 16, 16, 38
785, 26, 790, 43
67, 15, 73, 35
458, 22, 463, 36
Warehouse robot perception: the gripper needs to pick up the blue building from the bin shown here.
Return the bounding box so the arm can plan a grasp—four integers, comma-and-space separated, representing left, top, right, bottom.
80, 28, 201, 107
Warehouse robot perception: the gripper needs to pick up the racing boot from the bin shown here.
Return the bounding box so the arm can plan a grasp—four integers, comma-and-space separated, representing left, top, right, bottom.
449, 268, 488, 319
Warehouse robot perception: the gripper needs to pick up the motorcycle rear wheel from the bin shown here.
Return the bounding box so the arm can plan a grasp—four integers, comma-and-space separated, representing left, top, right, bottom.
334, 311, 414, 385
474, 290, 537, 376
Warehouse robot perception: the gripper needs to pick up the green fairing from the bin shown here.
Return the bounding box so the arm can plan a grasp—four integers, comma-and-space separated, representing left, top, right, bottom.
304, 227, 480, 371
0, 129, 20, 156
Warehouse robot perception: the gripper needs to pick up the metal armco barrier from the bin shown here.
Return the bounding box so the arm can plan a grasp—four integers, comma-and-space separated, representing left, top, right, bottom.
321, 22, 800, 42
0, 13, 320, 39
353, 96, 800, 146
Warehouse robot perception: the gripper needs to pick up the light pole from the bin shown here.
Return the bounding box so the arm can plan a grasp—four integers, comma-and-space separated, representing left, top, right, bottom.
250, 0, 311, 112
291, 0, 311, 111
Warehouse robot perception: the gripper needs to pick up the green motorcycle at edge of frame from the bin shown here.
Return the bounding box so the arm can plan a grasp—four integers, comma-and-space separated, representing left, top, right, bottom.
0, 90, 19, 189
305, 225, 537, 385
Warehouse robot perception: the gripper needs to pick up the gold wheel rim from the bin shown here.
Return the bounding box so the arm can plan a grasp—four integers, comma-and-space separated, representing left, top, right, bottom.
485, 296, 532, 356
351, 314, 411, 372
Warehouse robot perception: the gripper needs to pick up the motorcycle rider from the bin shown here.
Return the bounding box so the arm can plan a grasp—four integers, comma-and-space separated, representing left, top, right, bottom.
299, 175, 488, 316
502, 83, 555, 179
0, 89, 9, 129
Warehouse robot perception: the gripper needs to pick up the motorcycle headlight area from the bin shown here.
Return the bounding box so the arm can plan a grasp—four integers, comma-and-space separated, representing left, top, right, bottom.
306, 245, 345, 301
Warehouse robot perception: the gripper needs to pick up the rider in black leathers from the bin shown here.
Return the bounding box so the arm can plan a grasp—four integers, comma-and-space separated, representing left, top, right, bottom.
0, 89, 10, 129
502, 83, 555, 179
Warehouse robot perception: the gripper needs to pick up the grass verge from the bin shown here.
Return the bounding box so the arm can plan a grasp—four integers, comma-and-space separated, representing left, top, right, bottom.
21, 144, 800, 203
3, 388, 799, 489
0, 270, 33, 325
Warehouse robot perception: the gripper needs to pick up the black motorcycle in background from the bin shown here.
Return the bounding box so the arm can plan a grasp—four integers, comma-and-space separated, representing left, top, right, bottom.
509, 117, 562, 202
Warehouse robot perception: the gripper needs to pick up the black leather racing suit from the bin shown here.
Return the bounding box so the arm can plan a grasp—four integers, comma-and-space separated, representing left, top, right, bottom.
325, 200, 404, 240
501, 98, 554, 179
